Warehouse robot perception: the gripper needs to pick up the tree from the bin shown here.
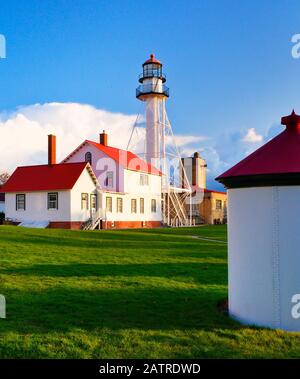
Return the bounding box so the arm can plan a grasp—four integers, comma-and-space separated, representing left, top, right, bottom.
0, 172, 10, 185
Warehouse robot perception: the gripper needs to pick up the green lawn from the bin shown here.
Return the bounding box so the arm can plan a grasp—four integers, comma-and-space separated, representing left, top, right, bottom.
0, 225, 299, 358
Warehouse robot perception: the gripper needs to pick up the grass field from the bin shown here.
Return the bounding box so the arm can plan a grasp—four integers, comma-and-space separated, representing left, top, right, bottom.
0, 225, 300, 358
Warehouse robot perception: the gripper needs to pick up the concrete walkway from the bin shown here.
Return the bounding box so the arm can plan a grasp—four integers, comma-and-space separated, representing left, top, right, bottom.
190, 235, 227, 244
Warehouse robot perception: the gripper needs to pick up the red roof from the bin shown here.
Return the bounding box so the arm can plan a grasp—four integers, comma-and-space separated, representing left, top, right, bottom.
204, 188, 227, 195
2, 162, 91, 193
64, 140, 162, 176
192, 185, 226, 195
143, 54, 161, 65
217, 110, 300, 181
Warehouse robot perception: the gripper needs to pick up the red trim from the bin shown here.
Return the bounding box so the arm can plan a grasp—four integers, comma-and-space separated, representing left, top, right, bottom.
87, 140, 162, 176
204, 188, 227, 195
143, 54, 161, 65
48, 221, 83, 229
63, 140, 162, 176
2, 162, 89, 192
48, 221, 162, 230
192, 185, 226, 195
104, 221, 161, 229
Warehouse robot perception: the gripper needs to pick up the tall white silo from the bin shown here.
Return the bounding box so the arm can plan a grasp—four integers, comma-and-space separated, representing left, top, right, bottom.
216, 110, 300, 331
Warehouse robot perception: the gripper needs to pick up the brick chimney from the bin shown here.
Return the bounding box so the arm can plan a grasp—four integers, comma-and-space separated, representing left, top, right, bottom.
48, 134, 56, 165
100, 130, 108, 146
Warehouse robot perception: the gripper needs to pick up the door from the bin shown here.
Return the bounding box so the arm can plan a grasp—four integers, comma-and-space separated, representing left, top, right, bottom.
90, 194, 97, 217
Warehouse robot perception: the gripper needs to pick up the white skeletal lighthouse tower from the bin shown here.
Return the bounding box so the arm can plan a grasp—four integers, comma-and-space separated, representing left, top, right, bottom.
128, 54, 192, 226
136, 54, 169, 167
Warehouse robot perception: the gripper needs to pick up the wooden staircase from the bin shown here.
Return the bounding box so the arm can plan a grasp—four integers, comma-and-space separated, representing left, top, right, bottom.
81, 212, 103, 230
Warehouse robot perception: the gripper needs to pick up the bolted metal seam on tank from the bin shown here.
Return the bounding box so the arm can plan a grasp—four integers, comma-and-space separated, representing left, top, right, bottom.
272, 186, 281, 329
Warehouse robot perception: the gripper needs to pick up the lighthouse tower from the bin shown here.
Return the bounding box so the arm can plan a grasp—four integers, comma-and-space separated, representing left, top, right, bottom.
136, 54, 169, 167
128, 54, 192, 226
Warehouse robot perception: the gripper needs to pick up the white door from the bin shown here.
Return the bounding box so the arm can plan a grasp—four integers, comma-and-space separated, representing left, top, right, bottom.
90, 194, 97, 216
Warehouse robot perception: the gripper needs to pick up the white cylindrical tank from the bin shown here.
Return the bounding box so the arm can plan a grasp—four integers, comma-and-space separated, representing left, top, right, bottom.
216, 110, 300, 331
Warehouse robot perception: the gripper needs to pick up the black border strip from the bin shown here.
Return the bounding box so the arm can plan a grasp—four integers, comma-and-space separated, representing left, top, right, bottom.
217, 173, 300, 189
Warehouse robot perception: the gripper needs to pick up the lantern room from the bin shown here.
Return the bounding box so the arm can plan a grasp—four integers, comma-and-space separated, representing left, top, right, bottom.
139, 54, 166, 83
136, 54, 169, 99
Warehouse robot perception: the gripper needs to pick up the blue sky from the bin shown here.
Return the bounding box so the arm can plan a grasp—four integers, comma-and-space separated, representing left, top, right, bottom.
1, 0, 300, 188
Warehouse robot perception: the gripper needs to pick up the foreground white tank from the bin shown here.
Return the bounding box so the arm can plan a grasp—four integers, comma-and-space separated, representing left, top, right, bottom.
228, 186, 300, 330
217, 110, 300, 331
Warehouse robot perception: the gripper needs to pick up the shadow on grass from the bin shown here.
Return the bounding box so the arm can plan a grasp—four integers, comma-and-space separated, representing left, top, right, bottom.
0, 233, 208, 252
0, 286, 235, 334
0, 262, 227, 285
0, 228, 227, 253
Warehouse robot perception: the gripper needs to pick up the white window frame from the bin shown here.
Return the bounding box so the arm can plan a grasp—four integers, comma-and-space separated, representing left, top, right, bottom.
106, 196, 112, 212
105, 171, 114, 187
117, 197, 123, 213
216, 199, 222, 210
81, 193, 89, 210
140, 174, 149, 186
140, 198, 144, 214
48, 192, 58, 210
151, 199, 157, 213
131, 199, 137, 213
16, 194, 25, 211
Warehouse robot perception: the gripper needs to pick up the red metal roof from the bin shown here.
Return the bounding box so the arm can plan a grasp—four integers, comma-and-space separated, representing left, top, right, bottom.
192, 185, 226, 195
204, 188, 227, 195
2, 162, 89, 193
143, 54, 161, 65
217, 111, 300, 181
72, 140, 162, 176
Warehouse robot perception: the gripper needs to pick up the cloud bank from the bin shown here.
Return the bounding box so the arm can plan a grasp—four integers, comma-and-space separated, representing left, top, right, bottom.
0, 102, 279, 190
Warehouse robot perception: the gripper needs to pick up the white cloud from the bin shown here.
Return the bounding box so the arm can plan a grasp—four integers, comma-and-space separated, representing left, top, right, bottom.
178, 126, 278, 190
242, 128, 263, 143
0, 102, 278, 191
0, 102, 209, 174
0, 102, 137, 172
173, 134, 207, 147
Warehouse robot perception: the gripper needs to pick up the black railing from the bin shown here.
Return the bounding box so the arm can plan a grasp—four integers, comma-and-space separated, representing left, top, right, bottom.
139, 72, 166, 83
136, 84, 169, 98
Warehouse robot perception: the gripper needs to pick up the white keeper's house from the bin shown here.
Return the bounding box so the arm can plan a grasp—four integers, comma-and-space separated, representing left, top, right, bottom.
3, 133, 162, 229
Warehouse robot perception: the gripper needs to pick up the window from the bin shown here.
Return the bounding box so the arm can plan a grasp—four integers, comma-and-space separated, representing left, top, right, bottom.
48, 192, 58, 210
140, 174, 149, 186
90, 194, 97, 210
81, 193, 89, 210
131, 199, 137, 213
106, 196, 112, 212
117, 197, 123, 213
151, 199, 157, 213
85, 152, 92, 165
16, 194, 25, 210
105, 171, 114, 187
140, 198, 144, 214
216, 200, 222, 210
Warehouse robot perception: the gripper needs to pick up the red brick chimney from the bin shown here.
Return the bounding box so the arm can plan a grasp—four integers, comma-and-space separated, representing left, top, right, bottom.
100, 130, 108, 146
48, 134, 56, 165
